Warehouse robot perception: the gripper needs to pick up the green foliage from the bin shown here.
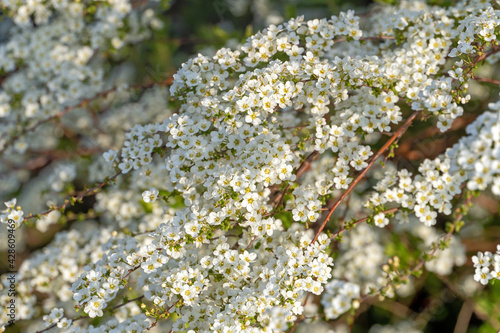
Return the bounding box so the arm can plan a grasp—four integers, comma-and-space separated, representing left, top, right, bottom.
385, 234, 412, 267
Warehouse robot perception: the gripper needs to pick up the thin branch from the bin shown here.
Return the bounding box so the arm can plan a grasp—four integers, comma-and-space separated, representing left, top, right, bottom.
359, 224, 456, 304
457, 45, 500, 93
311, 110, 421, 244
147, 297, 183, 330
122, 263, 142, 280
23, 171, 122, 222
473, 76, 500, 85
34, 295, 146, 333
272, 151, 319, 211
329, 207, 399, 240
34, 315, 87, 333
359, 192, 474, 304
113, 295, 145, 310
453, 300, 474, 333
245, 235, 259, 251
165, 297, 182, 314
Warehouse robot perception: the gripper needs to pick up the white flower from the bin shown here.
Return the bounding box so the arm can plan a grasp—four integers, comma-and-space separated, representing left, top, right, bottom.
373, 213, 389, 228
85, 296, 105, 318
474, 267, 492, 285
142, 188, 159, 203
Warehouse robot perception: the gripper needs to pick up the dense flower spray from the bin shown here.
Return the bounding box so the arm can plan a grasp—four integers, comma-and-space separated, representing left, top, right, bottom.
1, 0, 500, 332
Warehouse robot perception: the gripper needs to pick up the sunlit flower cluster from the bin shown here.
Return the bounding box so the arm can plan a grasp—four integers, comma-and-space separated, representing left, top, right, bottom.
472, 245, 500, 285
1, 0, 500, 332
367, 106, 500, 228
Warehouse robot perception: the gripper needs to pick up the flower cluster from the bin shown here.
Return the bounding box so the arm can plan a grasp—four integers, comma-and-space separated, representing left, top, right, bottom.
0, 199, 24, 228
288, 185, 322, 223
472, 246, 500, 285
449, 5, 500, 57
42, 308, 71, 329
367, 104, 500, 229
142, 228, 334, 332
321, 279, 360, 320
331, 224, 391, 296
0, 0, 162, 155
2, 0, 500, 332
71, 236, 141, 318
48, 163, 77, 192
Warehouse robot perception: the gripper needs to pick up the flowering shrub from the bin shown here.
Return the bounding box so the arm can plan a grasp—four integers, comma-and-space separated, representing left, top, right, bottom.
1, 0, 500, 332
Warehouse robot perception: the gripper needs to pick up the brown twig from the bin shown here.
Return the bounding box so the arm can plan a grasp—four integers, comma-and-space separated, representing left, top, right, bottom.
329, 207, 399, 241
34, 295, 146, 333
275, 151, 319, 207
245, 235, 259, 251
23, 171, 122, 222
453, 300, 474, 333
457, 45, 500, 93
34, 315, 87, 333
122, 263, 142, 280
147, 297, 183, 330
113, 295, 145, 310
473, 76, 500, 85
311, 110, 421, 244
359, 192, 474, 304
